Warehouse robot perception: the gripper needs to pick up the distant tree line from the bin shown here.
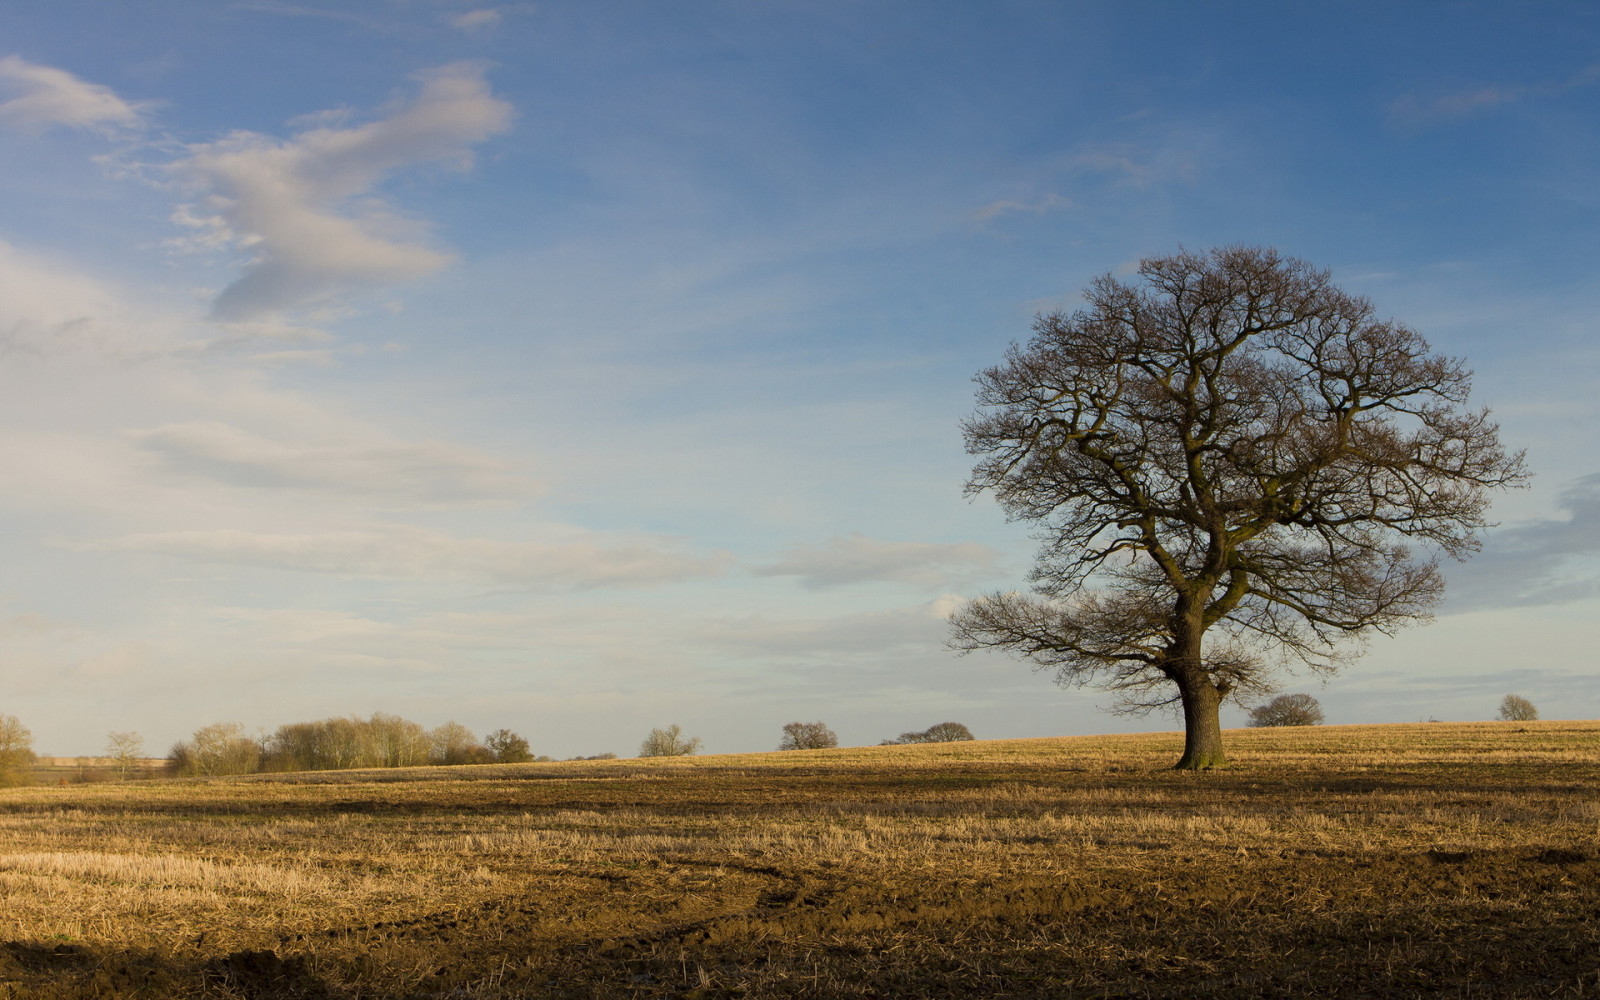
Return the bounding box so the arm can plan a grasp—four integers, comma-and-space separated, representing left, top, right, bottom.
881, 721, 975, 745
166, 714, 547, 776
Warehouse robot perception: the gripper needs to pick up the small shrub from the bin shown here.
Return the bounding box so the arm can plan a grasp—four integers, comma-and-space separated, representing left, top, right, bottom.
1247, 694, 1324, 728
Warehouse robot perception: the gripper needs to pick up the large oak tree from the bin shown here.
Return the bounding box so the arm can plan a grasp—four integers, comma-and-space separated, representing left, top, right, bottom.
950, 247, 1526, 768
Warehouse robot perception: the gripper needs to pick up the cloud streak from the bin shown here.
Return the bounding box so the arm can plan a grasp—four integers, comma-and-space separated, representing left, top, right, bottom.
72, 524, 730, 589
1444, 473, 1600, 611
752, 534, 1000, 589
0, 56, 146, 133
132, 420, 538, 506
1389, 64, 1600, 124
171, 61, 512, 321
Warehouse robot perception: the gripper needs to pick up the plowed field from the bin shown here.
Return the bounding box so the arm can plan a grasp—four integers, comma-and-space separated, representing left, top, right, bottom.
1, 721, 1596, 998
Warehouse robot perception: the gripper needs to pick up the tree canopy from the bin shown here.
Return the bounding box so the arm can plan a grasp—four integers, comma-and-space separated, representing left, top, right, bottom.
1247, 693, 1325, 727
778, 721, 838, 751
1498, 694, 1538, 722
951, 246, 1525, 768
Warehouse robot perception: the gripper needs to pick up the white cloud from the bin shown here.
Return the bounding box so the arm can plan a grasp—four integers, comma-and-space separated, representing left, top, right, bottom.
73, 524, 730, 588
171, 62, 513, 320
0, 238, 189, 358
131, 420, 538, 505
1444, 472, 1600, 611
450, 9, 503, 31
972, 194, 1072, 221
0, 56, 146, 133
695, 593, 964, 659
1389, 63, 1600, 124
752, 534, 1000, 589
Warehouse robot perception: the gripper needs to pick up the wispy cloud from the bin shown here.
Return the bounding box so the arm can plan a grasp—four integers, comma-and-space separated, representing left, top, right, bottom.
130, 420, 539, 506
1389, 64, 1600, 124
1444, 473, 1600, 611
752, 534, 1000, 589
0, 55, 147, 133
72, 524, 730, 588
171, 61, 513, 321
450, 9, 503, 31
972, 193, 1072, 221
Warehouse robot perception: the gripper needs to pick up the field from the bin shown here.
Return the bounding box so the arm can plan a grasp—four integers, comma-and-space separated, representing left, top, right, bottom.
0, 722, 1596, 999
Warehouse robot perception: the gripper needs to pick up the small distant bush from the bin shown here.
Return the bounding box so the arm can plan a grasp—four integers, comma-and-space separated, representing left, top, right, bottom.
1498, 694, 1538, 722
778, 721, 838, 751
568, 753, 616, 761
883, 721, 975, 745
1247, 694, 1324, 728
639, 725, 701, 757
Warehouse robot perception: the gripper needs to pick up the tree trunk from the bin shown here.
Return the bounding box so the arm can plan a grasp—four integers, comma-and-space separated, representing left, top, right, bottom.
1173, 671, 1227, 769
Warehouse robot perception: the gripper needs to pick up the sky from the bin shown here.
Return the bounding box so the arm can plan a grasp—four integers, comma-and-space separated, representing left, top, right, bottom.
2, 2, 1597, 758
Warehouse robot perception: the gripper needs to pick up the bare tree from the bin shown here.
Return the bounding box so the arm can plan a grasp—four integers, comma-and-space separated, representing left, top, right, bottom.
172, 722, 261, 776
484, 728, 534, 763
0, 714, 34, 785
884, 721, 975, 744
951, 247, 1526, 768
638, 724, 702, 758
105, 731, 144, 778
778, 721, 838, 750
1498, 694, 1538, 722
1247, 693, 1325, 727
429, 721, 484, 765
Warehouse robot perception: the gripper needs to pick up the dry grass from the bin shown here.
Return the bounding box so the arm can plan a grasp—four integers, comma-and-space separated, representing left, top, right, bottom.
0, 721, 1596, 998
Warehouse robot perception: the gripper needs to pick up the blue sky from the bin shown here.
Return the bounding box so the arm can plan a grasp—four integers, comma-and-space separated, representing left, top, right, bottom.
2, 2, 1597, 757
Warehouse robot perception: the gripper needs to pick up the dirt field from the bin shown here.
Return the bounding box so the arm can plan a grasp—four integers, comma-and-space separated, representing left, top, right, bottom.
0, 721, 1596, 998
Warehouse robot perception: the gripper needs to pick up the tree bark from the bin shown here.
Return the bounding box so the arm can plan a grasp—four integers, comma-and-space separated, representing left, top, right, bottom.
1173, 670, 1227, 769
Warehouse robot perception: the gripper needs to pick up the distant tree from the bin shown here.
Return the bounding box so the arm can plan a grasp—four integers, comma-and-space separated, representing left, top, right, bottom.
778, 721, 838, 751
0, 713, 35, 785
1498, 694, 1538, 722
885, 721, 976, 744
569, 753, 617, 761
638, 724, 702, 758
173, 722, 262, 776
920, 721, 975, 742
429, 720, 484, 765
105, 731, 144, 778
950, 247, 1526, 768
1247, 694, 1325, 728
360, 712, 432, 767
484, 728, 534, 763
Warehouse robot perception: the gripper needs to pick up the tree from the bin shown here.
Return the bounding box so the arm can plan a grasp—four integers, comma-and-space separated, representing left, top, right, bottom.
638, 724, 702, 757
1247, 693, 1325, 727
429, 720, 483, 765
484, 728, 534, 763
950, 247, 1526, 769
105, 731, 144, 778
172, 722, 261, 776
359, 712, 432, 768
1498, 694, 1538, 722
0, 713, 35, 785
778, 721, 838, 751
884, 721, 975, 744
